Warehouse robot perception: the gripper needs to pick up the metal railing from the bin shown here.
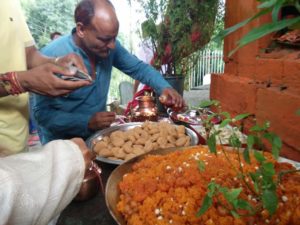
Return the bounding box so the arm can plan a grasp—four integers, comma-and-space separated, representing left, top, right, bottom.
188, 49, 224, 90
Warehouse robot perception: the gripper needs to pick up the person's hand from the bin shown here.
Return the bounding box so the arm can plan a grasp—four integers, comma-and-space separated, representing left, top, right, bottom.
159, 87, 186, 110
70, 138, 95, 172
17, 63, 91, 96
54, 53, 88, 74
88, 112, 116, 131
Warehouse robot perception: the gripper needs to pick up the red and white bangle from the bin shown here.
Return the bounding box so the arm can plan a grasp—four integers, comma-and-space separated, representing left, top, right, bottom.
0, 72, 25, 95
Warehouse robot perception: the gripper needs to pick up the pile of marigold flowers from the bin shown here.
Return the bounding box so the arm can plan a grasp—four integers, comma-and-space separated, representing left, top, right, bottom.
117, 146, 300, 225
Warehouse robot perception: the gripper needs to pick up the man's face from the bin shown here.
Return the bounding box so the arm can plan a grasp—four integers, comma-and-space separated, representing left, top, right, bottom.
81, 18, 119, 58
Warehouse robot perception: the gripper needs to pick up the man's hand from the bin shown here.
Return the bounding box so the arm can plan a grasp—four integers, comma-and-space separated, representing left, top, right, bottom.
70, 138, 95, 172
159, 87, 186, 109
88, 112, 116, 131
17, 63, 91, 96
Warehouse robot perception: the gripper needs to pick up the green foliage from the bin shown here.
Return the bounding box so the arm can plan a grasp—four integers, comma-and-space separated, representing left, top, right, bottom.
133, 0, 220, 76
195, 99, 298, 219
215, 0, 300, 56
21, 0, 77, 48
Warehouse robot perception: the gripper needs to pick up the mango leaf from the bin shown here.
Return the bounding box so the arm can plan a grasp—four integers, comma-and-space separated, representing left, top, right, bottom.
196, 195, 212, 217
254, 150, 266, 163
230, 17, 300, 56
219, 118, 231, 128
207, 133, 217, 154
197, 160, 206, 172
234, 113, 250, 121
262, 189, 278, 215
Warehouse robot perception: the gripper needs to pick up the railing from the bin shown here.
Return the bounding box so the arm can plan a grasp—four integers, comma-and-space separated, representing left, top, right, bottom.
188, 49, 224, 90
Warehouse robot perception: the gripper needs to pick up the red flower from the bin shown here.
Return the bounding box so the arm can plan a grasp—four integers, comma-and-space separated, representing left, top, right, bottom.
190, 31, 201, 43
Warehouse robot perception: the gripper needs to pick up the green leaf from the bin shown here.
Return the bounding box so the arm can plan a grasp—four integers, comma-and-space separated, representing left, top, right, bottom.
243, 147, 251, 164
254, 150, 266, 163
247, 135, 255, 149
262, 190, 278, 215
229, 17, 300, 56
214, 8, 271, 43
271, 0, 285, 22
199, 100, 219, 108
234, 113, 250, 121
197, 160, 206, 172
258, 0, 276, 9
207, 133, 217, 154
207, 181, 217, 195
272, 135, 282, 159
237, 199, 254, 212
223, 188, 242, 203
263, 133, 281, 159
250, 124, 264, 132
296, 109, 300, 116
219, 118, 231, 128
229, 134, 242, 148
230, 210, 240, 218
262, 162, 275, 177
220, 111, 231, 119
196, 195, 213, 217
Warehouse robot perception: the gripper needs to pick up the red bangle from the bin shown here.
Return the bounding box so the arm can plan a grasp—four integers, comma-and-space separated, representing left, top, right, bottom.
0, 72, 25, 95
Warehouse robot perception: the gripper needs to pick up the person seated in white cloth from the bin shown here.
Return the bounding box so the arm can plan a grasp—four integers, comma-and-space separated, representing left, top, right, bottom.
0, 0, 94, 224
0, 138, 93, 225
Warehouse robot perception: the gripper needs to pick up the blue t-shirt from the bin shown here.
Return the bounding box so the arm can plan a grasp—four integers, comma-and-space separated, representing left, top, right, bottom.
32, 30, 171, 144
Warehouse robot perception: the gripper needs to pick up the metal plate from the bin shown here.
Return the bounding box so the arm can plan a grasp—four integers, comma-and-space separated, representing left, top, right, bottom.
86, 122, 199, 165
105, 146, 300, 225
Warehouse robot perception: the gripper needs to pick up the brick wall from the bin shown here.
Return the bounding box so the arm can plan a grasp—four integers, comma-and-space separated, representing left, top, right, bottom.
210, 0, 300, 161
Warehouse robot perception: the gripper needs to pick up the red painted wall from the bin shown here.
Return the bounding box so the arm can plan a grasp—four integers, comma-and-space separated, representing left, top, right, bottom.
210, 0, 300, 161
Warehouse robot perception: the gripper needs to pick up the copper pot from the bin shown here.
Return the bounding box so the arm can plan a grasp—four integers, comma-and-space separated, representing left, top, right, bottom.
74, 162, 102, 201
132, 96, 158, 122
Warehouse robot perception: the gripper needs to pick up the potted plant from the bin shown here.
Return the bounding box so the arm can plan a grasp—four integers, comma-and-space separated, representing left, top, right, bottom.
215, 0, 300, 56
132, 0, 220, 92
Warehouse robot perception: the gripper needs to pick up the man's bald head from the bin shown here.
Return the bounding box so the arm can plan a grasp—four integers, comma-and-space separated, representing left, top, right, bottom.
74, 0, 119, 58
74, 0, 118, 27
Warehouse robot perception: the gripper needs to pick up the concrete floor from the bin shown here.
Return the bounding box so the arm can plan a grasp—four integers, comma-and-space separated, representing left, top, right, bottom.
183, 85, 210, 108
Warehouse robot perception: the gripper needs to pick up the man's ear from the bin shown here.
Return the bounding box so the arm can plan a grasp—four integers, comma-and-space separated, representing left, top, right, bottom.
76, 22, 86, 38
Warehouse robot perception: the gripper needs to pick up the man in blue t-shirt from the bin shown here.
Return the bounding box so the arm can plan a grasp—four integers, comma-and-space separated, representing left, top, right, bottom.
33, 0, 184, 144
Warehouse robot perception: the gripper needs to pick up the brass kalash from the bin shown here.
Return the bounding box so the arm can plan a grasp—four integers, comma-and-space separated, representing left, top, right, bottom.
130, 93, 158, 122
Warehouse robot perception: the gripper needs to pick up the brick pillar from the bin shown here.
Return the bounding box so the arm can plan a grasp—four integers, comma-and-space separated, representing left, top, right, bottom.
211, 0, 300, 161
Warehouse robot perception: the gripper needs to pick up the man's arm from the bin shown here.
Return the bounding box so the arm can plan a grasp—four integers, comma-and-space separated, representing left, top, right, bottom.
113, 41, 171, 95
33, 96, 93, 143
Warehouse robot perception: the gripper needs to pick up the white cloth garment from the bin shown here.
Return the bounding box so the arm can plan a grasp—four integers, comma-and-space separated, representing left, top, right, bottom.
0, 140, 85, 225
